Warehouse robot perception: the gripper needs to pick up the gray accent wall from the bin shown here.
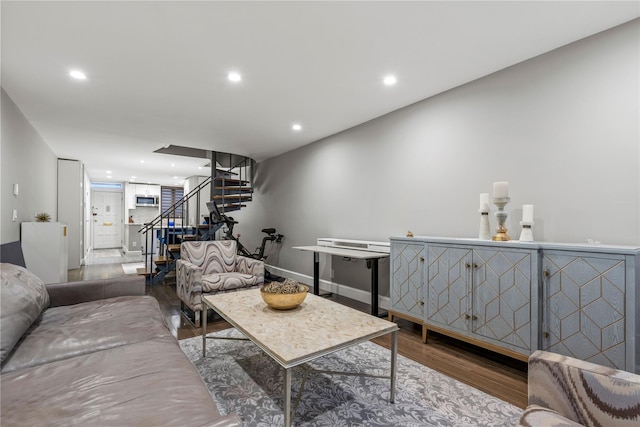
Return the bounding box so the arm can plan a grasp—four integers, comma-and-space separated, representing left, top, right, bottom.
1, 89, 58, 244
245, 19, 640, 297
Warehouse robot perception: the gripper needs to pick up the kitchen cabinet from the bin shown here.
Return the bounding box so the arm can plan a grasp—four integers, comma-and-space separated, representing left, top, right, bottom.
124, 183, 136, 210
135, 184, 160, 197
124, 224, 143, 253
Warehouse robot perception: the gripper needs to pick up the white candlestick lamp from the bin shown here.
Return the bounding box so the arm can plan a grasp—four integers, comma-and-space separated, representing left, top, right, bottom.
479, 193, 491, 240
519, 204, 534, 242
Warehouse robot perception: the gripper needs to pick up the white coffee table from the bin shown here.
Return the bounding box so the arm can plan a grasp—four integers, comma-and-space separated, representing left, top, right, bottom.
202, 288, 399, 427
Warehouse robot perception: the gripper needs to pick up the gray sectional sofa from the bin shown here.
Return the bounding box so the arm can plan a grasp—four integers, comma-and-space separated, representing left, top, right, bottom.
0, 263, 241, 426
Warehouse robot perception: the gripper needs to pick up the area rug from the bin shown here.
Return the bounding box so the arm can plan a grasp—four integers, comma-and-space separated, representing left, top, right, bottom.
179, 329, 521, 426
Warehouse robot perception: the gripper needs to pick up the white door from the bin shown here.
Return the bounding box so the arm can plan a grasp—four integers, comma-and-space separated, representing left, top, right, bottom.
92, 191, 123, 249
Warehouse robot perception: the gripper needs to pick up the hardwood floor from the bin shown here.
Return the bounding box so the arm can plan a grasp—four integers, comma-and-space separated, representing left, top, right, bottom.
68, 261, 528, 409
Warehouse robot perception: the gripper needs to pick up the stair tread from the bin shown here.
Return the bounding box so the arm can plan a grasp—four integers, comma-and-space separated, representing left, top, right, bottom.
214, 186, 252, 191
213, 177, 250, 185
136, 267, 157, 277
167, 244, 181, 251
213, 194, 252, 200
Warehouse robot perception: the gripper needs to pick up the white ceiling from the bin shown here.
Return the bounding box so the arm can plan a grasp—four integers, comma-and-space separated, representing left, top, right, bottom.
2, 1, 638, 186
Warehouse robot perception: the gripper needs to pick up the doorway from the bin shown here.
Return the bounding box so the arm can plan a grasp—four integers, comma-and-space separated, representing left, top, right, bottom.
92, 190, 123, 249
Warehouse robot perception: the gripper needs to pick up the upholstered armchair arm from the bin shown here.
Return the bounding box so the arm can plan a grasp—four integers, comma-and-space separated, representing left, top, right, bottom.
521, 350, 640, 427
176, 259, 204, 312
236, 256, 265, 284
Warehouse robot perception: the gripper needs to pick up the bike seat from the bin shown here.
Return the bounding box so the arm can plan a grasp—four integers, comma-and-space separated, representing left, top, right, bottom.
262, 228, 276, 234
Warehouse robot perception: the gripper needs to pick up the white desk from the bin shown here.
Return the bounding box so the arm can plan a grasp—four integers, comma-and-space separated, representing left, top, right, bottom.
293, 245, 390, 316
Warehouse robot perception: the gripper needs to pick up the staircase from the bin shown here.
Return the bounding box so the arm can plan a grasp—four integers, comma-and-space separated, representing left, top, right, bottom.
138, 151, 254, 284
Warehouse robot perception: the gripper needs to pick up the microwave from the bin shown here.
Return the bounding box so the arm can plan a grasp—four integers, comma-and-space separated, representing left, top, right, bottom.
136, 195, 159, 207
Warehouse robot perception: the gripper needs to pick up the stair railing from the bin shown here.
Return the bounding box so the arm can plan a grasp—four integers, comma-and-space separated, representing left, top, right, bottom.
138, 152, 255, 283
213, 152, 254, 214
138, 176, 212, 280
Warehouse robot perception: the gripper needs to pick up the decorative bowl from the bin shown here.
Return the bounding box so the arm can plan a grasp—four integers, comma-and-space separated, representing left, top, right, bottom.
260, 282, 309, 310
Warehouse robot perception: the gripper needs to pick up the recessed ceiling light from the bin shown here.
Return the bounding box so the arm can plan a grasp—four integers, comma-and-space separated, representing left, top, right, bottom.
173, 176, 178, 179
107, 175, 112, 179
383, 75, 397, 86
69, 70, 87, 80
292, 123, 302, 131
140, 160, 145, 164
131, 176, 136, 179
106, 170, 112, 174
227, 72, 242, 82
171, 163, 175, 167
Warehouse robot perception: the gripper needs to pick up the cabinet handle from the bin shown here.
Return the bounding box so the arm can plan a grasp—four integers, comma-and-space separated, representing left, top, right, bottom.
472, 263, 478, 269
419, 301, 425, 306
465, 263, 471, 269
420, 256, 424, 262
464, 314, 470, 319
544, 332, 549, 338
543, 269, 550, 278
472, 315, 478, 321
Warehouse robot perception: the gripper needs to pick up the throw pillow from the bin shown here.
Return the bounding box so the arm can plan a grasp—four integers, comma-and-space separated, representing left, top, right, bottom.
1, 263, 50, 363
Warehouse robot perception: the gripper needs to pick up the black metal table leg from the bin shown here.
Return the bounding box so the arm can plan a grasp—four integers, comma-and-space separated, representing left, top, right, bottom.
313, 251, 320, 295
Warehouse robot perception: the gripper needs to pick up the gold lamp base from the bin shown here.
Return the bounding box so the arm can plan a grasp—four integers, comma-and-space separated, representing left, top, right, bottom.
492, 231, 511, 241
491, 197, 511, 242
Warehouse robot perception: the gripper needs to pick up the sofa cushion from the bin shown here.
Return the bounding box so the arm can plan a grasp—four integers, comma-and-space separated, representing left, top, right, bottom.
0, 337, 241, 426
1, 295, 172, 373
0, 263, 49, 364
517, 404, 584, 426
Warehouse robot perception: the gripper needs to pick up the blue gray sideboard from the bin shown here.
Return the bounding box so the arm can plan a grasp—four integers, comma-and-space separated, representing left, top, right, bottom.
389, 236, 640, 373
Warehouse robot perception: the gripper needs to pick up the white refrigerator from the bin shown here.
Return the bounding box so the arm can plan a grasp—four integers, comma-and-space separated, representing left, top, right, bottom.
21, 222, 69, 284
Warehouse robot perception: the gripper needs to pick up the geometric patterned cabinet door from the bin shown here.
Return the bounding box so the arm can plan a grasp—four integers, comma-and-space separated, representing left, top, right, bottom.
542, 251, 627, 370
426, 244, 472, 333
473, 247, 533, 352
426, 244, 536, 356
390, 242, 425, 323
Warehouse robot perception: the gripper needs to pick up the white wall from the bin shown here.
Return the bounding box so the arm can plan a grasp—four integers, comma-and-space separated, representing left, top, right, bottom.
248, 19, 639, 297
1, 89, 58, 244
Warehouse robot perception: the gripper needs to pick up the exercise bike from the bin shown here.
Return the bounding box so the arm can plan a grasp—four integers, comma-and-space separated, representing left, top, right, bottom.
221, 217, 283, 261
205, 201, 284, 263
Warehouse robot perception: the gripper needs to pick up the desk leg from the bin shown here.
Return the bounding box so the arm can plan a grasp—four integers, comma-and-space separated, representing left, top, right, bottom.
390, 330, 398, 403
202, 305, 208, 358
371, 258, 379, 316
313, 252, 320, 295
284, 368, 292, 427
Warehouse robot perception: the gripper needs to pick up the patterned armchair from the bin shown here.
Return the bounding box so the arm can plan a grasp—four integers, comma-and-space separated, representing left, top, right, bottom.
176, 240, 264, 326
517, 350, 640, 427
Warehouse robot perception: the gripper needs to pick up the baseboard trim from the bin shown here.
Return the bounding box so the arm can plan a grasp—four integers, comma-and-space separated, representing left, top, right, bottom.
265, 264, 390, 311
